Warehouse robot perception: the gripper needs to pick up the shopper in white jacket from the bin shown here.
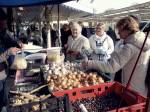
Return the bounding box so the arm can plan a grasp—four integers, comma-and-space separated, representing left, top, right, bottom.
89, 22, 114, 61
82, 16, 150, 97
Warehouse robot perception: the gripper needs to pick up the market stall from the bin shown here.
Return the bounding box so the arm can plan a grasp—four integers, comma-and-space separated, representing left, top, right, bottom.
6, 46, 147, 111
1, 0, 149, 112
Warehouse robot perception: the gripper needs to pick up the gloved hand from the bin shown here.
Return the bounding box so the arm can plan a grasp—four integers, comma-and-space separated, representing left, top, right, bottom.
87, 49, 93, 54
81, 59, 88, 70
83, 49, 93, 55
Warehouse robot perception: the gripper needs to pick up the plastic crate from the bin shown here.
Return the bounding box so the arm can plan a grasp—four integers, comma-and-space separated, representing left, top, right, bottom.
15, 69, 45, 92
53, 82, 146, 112
15, 69, 44, 84
7, 94, 72, 112
15, 82, 40, 92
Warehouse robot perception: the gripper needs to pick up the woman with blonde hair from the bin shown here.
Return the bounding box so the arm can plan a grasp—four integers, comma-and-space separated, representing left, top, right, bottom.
89, 22, 114, 61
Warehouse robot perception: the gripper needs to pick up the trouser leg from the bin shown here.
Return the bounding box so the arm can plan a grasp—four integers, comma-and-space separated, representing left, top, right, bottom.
0, 79, 9, 109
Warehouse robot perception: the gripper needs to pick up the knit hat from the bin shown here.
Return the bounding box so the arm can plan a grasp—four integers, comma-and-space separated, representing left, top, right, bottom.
0, 8, 7, 20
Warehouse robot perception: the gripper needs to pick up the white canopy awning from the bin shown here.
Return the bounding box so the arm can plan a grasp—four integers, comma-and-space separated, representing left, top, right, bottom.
14, 4, 92, 23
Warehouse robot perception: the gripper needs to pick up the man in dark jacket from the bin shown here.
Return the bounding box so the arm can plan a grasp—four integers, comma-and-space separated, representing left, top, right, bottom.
61, 24, 71, 47
42, 24, 58, 47
0, 8, 22, 111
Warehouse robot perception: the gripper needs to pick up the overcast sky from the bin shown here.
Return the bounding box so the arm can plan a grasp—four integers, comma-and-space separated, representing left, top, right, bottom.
64, 0, 150, 13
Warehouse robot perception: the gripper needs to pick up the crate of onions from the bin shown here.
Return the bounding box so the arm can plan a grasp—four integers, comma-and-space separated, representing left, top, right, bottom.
41, 62, 110, 92
53, 82, 146, 112
8, 94, 72, 112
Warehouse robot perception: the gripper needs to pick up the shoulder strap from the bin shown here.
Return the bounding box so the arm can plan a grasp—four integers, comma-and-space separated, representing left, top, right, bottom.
102, 36, 107, 44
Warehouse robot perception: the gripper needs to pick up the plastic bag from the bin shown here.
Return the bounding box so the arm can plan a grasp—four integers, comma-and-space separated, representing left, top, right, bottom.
94, 48, 106, 55
10, 54, 27, 70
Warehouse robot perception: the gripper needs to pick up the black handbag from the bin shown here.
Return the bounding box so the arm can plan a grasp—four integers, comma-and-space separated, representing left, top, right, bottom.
0, 62, 7, 72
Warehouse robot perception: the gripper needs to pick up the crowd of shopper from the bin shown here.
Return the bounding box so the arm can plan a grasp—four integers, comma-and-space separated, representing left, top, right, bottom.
82, 16, 150, 97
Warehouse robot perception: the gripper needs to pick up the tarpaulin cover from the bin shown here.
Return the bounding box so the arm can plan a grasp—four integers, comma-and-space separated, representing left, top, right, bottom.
0, 0, 74, 7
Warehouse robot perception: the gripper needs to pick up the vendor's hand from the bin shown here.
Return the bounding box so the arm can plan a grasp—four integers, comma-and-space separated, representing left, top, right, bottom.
9, 47, 21, 55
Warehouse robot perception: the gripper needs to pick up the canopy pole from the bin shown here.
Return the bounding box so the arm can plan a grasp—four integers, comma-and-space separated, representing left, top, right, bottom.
7, 8, 16, 38
57, 4, 61, 47
44, 5, 47, 20
45, 5, 51, 48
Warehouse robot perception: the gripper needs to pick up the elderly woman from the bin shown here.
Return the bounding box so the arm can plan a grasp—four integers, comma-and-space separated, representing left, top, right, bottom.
89, 22, 114, 61
65, 22, 90, 61
82, 16, 150, 96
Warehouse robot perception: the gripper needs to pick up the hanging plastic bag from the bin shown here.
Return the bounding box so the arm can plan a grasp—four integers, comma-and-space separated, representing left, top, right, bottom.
10, 51, 27, 70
